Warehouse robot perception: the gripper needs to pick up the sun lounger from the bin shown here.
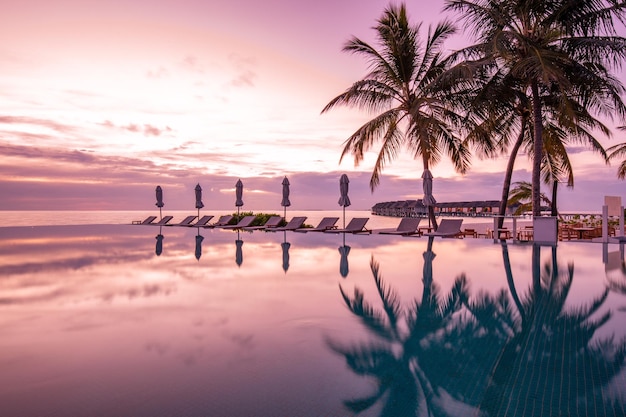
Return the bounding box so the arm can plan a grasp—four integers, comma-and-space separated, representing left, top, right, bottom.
325, 218, 371, 234
151, 215, 174, 226
243, 216, 282, 231
295, 217, 339, 232
375, 218, 421, 235
271, 216, 307, 231
133, 215, 157, 225
423, 219, 463, 238
166, 215, 197, 226
204, 215, 234, 228
188, 215, 214, 227
216, 215, 256, 229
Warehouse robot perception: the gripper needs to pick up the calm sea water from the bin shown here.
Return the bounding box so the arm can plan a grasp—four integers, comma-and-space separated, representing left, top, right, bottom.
0, 218, 624, 416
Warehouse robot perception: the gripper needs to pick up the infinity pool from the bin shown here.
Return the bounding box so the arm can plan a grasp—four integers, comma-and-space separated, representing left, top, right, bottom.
1, 224, 625, 416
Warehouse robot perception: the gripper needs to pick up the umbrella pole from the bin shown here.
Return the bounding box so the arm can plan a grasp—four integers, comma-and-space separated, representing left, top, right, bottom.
159, 207, 162, 220
343, 206, 346, 229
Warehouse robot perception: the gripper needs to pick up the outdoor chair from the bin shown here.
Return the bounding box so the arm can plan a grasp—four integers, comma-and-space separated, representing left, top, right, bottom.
423, 219, 463, 238
189, 215, 214, 227
243, 216, 282, 231
167, 215, 197, 226
216, 215, 256, 229
325, 218, 371, 234
271, 217, 308, 231
133, 215, 157, 225
295, 217, 339, 232
375, 218, 421, 236
204, 215, 234, 228
152, 216, 174, 226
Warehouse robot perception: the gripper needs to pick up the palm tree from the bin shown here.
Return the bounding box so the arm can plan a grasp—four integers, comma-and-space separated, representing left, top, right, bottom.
322, 4, 470, 230
445, 0, 626, 218
607, 126, 626, 178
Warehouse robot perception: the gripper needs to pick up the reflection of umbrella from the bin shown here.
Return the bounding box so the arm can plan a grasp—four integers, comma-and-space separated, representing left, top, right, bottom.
281, 233, 291, 273
156, 185, 164, 219
423, 237, 436, 285
195, 183, 204, 219
235, 239, 244, 267
339, 245, 351, 278
235, 179, 244, 216
195, 231, 204, 261
338, 174, 351, 228
156, 228, 164, 256
281, 176, 291, 220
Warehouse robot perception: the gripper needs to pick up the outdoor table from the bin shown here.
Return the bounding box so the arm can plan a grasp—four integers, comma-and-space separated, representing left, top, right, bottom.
572, 227, 595, 239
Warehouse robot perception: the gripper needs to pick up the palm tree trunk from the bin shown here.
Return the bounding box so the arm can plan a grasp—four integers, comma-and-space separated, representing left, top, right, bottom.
498, 122, 526, 230
550, 181, 558, 217
531, 80, 543, 218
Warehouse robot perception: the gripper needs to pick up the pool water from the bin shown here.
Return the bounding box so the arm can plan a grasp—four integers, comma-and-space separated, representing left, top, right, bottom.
0, 224, 624, 416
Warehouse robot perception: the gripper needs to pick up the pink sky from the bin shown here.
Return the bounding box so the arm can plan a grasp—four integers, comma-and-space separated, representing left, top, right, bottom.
1, 0, 625, 211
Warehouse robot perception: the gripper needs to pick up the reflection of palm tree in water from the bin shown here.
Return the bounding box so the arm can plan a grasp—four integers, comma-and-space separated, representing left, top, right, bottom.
330, 238, 626, 416
328, 237, 475, 416
479, 242, 626, 417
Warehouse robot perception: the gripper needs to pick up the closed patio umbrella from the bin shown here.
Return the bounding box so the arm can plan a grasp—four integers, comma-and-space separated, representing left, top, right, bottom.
422, 169, 436, 227
281, 176, 291, 220
338, 174, 351, 228
195, 183, 204, 219
155, 185, 164, 219
235, 179, 244, 216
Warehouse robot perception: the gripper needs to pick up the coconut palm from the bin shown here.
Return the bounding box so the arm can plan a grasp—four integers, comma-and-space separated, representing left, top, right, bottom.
322, 4, 470, 231
607, 126, 626, 178
445, 0, 626, 217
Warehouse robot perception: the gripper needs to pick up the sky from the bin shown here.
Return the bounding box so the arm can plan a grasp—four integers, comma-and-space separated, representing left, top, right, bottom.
1, 0, 626, 212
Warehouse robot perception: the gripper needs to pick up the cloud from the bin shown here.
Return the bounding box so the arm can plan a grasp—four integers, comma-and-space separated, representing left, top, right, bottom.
0, 115, 77, 134
227, 54, 257, 87
146, 66, 170, 79
99, 120, 173, 137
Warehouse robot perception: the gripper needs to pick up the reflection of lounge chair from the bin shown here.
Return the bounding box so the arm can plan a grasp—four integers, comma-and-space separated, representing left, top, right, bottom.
243, 216, 282, 231
205, 215, 234, 228
152, 215, 174, 226
325, 218, 371, 234
271, 217, 307, 231
133, 215, 157, 225
217, 215, 256, 229
189, 215, 214, 227
423, 219, 463, 238
375, 218, 421, 235
167, 215, 197, 226
295, 217, 339, 232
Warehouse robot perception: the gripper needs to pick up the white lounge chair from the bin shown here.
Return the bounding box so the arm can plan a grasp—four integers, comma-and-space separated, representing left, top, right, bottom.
205, 215, 234, 228
423, 219, 463, 238
295, 217, 339, 232
325, 218, 371, 234
271, 217, 307, 231
375, 218, 421, 236
167, 215, 197, 226
217, 215, 256, 229
188, 215, 214, 227
243, 216, 282, 230
133, 215, 157, 225
151, 215, 174, 226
